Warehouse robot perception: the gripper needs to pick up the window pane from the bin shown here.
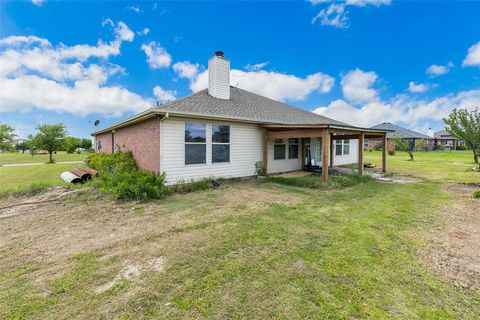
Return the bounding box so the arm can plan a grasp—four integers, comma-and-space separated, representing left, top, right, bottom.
212, 144, 230, 163
289, 144, 299, 159
274, 139, 285, 144
212, 125, 230, 143
288, 138, 299, 144
343, 144, 350, 155
343, 139, 349, 144
185, 144, 206, 164
185, 122, 206, 142
335, 143, 343, 156
274, 144, 286, 160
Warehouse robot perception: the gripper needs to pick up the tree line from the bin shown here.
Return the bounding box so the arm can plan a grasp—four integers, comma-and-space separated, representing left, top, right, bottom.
0, 123, 92, 163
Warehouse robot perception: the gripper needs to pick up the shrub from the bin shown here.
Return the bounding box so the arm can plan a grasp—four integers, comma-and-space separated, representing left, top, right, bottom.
87, 151, 165, 200
263, 172, 372, 189
434, 144, 445, 151
388, 150, 395, 156
473, 189, 480, 198
457, 145, 467, 151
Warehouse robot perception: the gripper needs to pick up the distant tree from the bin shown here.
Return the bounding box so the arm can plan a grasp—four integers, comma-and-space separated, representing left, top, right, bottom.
443, 107, 480, 168
62, 137, 81, 153
25, 134, 37, 156
33, 124, 67, 163
0, 122, 16, 152
393, 136, 415, 161
15, 141, 29, 154
80, 138, 92, 150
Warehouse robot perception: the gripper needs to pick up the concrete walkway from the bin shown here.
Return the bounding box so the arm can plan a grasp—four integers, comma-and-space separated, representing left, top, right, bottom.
0, 160, 83, 167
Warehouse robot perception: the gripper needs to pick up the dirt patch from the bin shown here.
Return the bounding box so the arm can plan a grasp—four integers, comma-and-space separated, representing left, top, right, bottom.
422, 183, 480, 291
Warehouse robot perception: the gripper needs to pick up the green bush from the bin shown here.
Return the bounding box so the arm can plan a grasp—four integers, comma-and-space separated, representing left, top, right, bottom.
473, 189, 480, 198
457, 145, 467, 151
434, 144, 444, 151
87, 151, 137, 174
264, 172, 372, 189
388, 150, 395, 156
87, 151, 165, 200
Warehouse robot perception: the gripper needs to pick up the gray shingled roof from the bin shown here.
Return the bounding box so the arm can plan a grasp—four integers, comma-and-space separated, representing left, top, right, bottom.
370, 123, 432, 139
434, 130, 457, 139
155, 86, 348, 126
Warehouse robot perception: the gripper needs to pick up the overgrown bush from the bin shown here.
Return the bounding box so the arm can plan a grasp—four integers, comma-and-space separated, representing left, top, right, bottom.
264, 172, 372, 189
87, 151, 166, 200
388, 150, 395, 156
434, 144, 445, 151
457, 145, 467, 151
473, 189, 480, 198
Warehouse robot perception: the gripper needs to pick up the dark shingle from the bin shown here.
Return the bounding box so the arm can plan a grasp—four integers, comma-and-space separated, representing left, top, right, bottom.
370, 123, 432, 139
154, 86, 348, 126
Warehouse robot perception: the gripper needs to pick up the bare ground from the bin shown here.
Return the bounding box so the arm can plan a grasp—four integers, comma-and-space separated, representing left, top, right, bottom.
422, 183, 480, 291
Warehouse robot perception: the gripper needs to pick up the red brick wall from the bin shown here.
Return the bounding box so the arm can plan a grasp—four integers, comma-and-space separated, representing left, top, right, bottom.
94, 117, 160, 172
367, 138, 396, 151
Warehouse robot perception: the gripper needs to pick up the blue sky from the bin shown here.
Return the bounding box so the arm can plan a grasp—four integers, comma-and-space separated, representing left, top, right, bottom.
0, 0, 479, 139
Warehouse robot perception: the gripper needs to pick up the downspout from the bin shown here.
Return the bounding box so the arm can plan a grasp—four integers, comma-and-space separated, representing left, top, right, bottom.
158, 113, 169, 175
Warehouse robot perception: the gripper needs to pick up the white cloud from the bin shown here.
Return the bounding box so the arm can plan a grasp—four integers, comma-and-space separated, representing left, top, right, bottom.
0, 20, 152, 117
310, 0, 390, 28
245, 62, 269, 71
189, 68, 334, 102
345, 0, 391, 7
314, 90, 480, 130
173, 61, 200, 79
141, 42, 172, 69
462, 41, 480, 67
137, 27, 150, 36
153, 85, 176, 103
312, 3, 349, 28
426, 61, 453, 76
341, 68, 379, 104
31, 0, 45, 6
408, 81, 428, 93
127, 5, 141, 13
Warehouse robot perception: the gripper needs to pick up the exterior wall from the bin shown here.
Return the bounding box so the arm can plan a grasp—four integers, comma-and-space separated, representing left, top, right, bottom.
95, 132, 114, 153
268, 139, 303, 174
334, 139, 359, 165
94, 117, 160, 172
160, 117, 263, 184
368, 138, 395, 151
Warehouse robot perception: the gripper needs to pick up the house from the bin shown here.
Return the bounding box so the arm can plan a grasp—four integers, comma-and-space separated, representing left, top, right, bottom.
92, 51, 389, 184
434, 130, 461, 150
367, 123, 434, 151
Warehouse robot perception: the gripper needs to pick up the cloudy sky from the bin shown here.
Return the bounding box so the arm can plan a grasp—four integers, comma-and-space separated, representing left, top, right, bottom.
0, 0, 479, 138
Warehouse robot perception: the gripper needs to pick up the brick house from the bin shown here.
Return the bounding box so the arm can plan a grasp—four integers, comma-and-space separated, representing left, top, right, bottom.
366, 122, 434, 151
92, 51, 389, 184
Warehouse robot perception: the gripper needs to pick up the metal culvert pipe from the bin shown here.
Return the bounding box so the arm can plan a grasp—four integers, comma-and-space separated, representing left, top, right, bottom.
61, 172, 83, 184
71, 168, 92, 180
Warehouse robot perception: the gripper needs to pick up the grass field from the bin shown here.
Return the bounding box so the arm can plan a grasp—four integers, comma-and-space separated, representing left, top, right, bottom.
0, 151, 87, 165
0, 150, 479, 318
0, 163, 79, 194
365, 150, 479, 183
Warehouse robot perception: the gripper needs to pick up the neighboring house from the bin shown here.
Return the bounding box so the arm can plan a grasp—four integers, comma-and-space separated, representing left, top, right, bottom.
368, 123, 434, 151
92, 51, 389, 184
434, 130, 462, 150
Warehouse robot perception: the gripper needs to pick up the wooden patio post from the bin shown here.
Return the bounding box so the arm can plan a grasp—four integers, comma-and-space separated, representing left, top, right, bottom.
329, 133, 334, 168
322, 129, 330, 182
382, 133, 387, 173
263, 129, 269, 175
358, 132, 364, 175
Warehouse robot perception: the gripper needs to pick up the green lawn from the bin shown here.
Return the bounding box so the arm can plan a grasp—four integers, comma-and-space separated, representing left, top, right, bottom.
0, 151, 87, 165
364, 150, 479, 183
0, 149, 479, 318
0, 163, 78, 194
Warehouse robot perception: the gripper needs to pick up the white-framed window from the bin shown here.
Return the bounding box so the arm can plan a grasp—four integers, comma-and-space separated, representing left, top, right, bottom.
288, 138, 299, 159
364, 138, 369, 149
212, 124, 230, 163
274, 139, 286, 160
185, 122, 206, 164
335, 139, 350, 156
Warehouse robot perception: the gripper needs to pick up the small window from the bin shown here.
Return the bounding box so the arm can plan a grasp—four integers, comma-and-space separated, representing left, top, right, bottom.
335, 140, 343, 156
274, 139, 286, 160
364, 138, 369, 149
185, 122, 206, 164
288, 138, 299, 159
212, 124, 230, 163
343, 139, 350, 155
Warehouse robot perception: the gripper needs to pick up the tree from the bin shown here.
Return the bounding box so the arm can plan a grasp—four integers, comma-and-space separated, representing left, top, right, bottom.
80, 138, 92, 150
25, 134, 37, 157
393, 136, 415, 161
0, 122, 16, 152
15, 141, 29, 154
443, 107, 480, 168
33, 124, 67, 163
62, 137, 81, 153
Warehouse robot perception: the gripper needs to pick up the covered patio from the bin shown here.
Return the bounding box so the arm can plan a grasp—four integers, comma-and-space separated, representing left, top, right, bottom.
262, 124, 390, 182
